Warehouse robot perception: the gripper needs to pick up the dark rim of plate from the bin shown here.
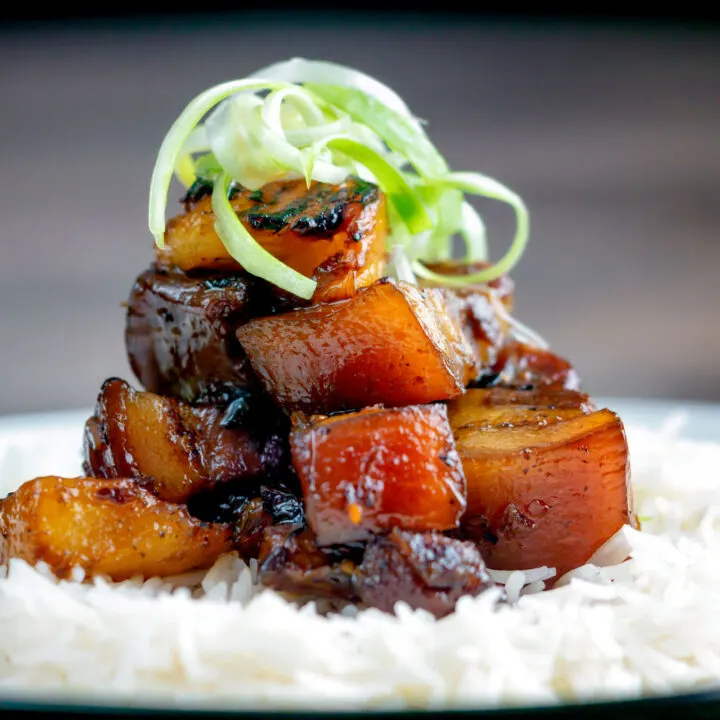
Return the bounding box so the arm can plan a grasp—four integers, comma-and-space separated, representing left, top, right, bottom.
1, 687, 720, 719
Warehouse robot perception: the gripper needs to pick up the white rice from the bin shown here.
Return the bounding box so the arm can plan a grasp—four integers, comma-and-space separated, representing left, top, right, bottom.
0, 413, 719, 710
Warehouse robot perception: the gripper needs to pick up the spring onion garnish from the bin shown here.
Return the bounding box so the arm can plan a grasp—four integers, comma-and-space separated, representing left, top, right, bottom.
148, 57, 531, 299
211, 173, 317, 300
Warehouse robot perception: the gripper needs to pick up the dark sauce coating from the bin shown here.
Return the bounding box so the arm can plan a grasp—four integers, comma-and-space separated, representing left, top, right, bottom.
187, 482, 304, 527
260, 484, 305, 526
440, 288, 508, 384
187, 482, 305, 558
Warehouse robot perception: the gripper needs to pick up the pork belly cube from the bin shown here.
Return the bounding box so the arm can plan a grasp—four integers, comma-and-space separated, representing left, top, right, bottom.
125, 267, 259, 404
358, 528, 495, 618
84, 378, 270, 503
158, 176, 388, 303
236, 279, 474, 414
491, 339, 581, 391
0, 476, 232, 580
452, 407, 635, 577
290, 404, 466, 546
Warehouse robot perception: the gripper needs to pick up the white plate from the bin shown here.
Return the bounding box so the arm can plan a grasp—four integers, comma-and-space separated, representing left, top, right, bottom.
0, 397, 719, 497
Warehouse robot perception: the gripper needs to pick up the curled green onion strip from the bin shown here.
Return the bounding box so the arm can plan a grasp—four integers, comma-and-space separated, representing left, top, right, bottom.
324, 137, 432, 235
148, 59, 531, 295
211, 173, 317, 300
149, 78, 287, 247
412, 171, 529, 285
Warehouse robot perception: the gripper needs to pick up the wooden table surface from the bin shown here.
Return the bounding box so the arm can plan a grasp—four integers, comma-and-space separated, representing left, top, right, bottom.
1, 14, 718, 415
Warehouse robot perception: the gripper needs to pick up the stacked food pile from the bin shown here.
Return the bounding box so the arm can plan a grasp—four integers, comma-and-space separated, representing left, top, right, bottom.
0, 60, 636, 618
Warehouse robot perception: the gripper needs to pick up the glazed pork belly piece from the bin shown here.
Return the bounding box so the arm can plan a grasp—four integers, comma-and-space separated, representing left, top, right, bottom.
290, 404, 466, 546
0, 476, 232, 580
358, 528, 496, 618
125, 267, 260, 404
258, 525, 362, 604
258, 525, 496, 618
488, 339, 581, 391
84, 378, 288, 504
157, 175, 388, 304
447, 392, 636, 577
236, 278, 476, 414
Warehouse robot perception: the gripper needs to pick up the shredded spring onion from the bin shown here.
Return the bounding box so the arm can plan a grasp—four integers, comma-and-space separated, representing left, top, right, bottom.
148, 57, 531, 298
211, 173, 317, 300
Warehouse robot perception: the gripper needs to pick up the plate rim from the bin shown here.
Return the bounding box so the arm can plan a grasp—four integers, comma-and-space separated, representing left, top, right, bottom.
0, 686, 720, 717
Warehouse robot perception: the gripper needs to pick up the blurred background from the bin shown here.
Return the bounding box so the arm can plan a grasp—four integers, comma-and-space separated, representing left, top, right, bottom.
1, 8, 718, 415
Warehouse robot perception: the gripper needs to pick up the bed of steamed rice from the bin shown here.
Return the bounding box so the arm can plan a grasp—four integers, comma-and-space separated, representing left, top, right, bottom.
0, 413, 719, 711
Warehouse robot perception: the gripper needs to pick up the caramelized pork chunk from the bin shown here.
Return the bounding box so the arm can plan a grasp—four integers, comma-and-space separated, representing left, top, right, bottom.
290, 404, 466, 546
125, 267, 260, 404
236, 279, 474, 414
258, 525, 361, 603
490, 340, 581, 391
451, 406, 635, 577
159, 176, 388, 303
0, 476, 232, 580
84, 378, 275, 503
358, 528, 495, 618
